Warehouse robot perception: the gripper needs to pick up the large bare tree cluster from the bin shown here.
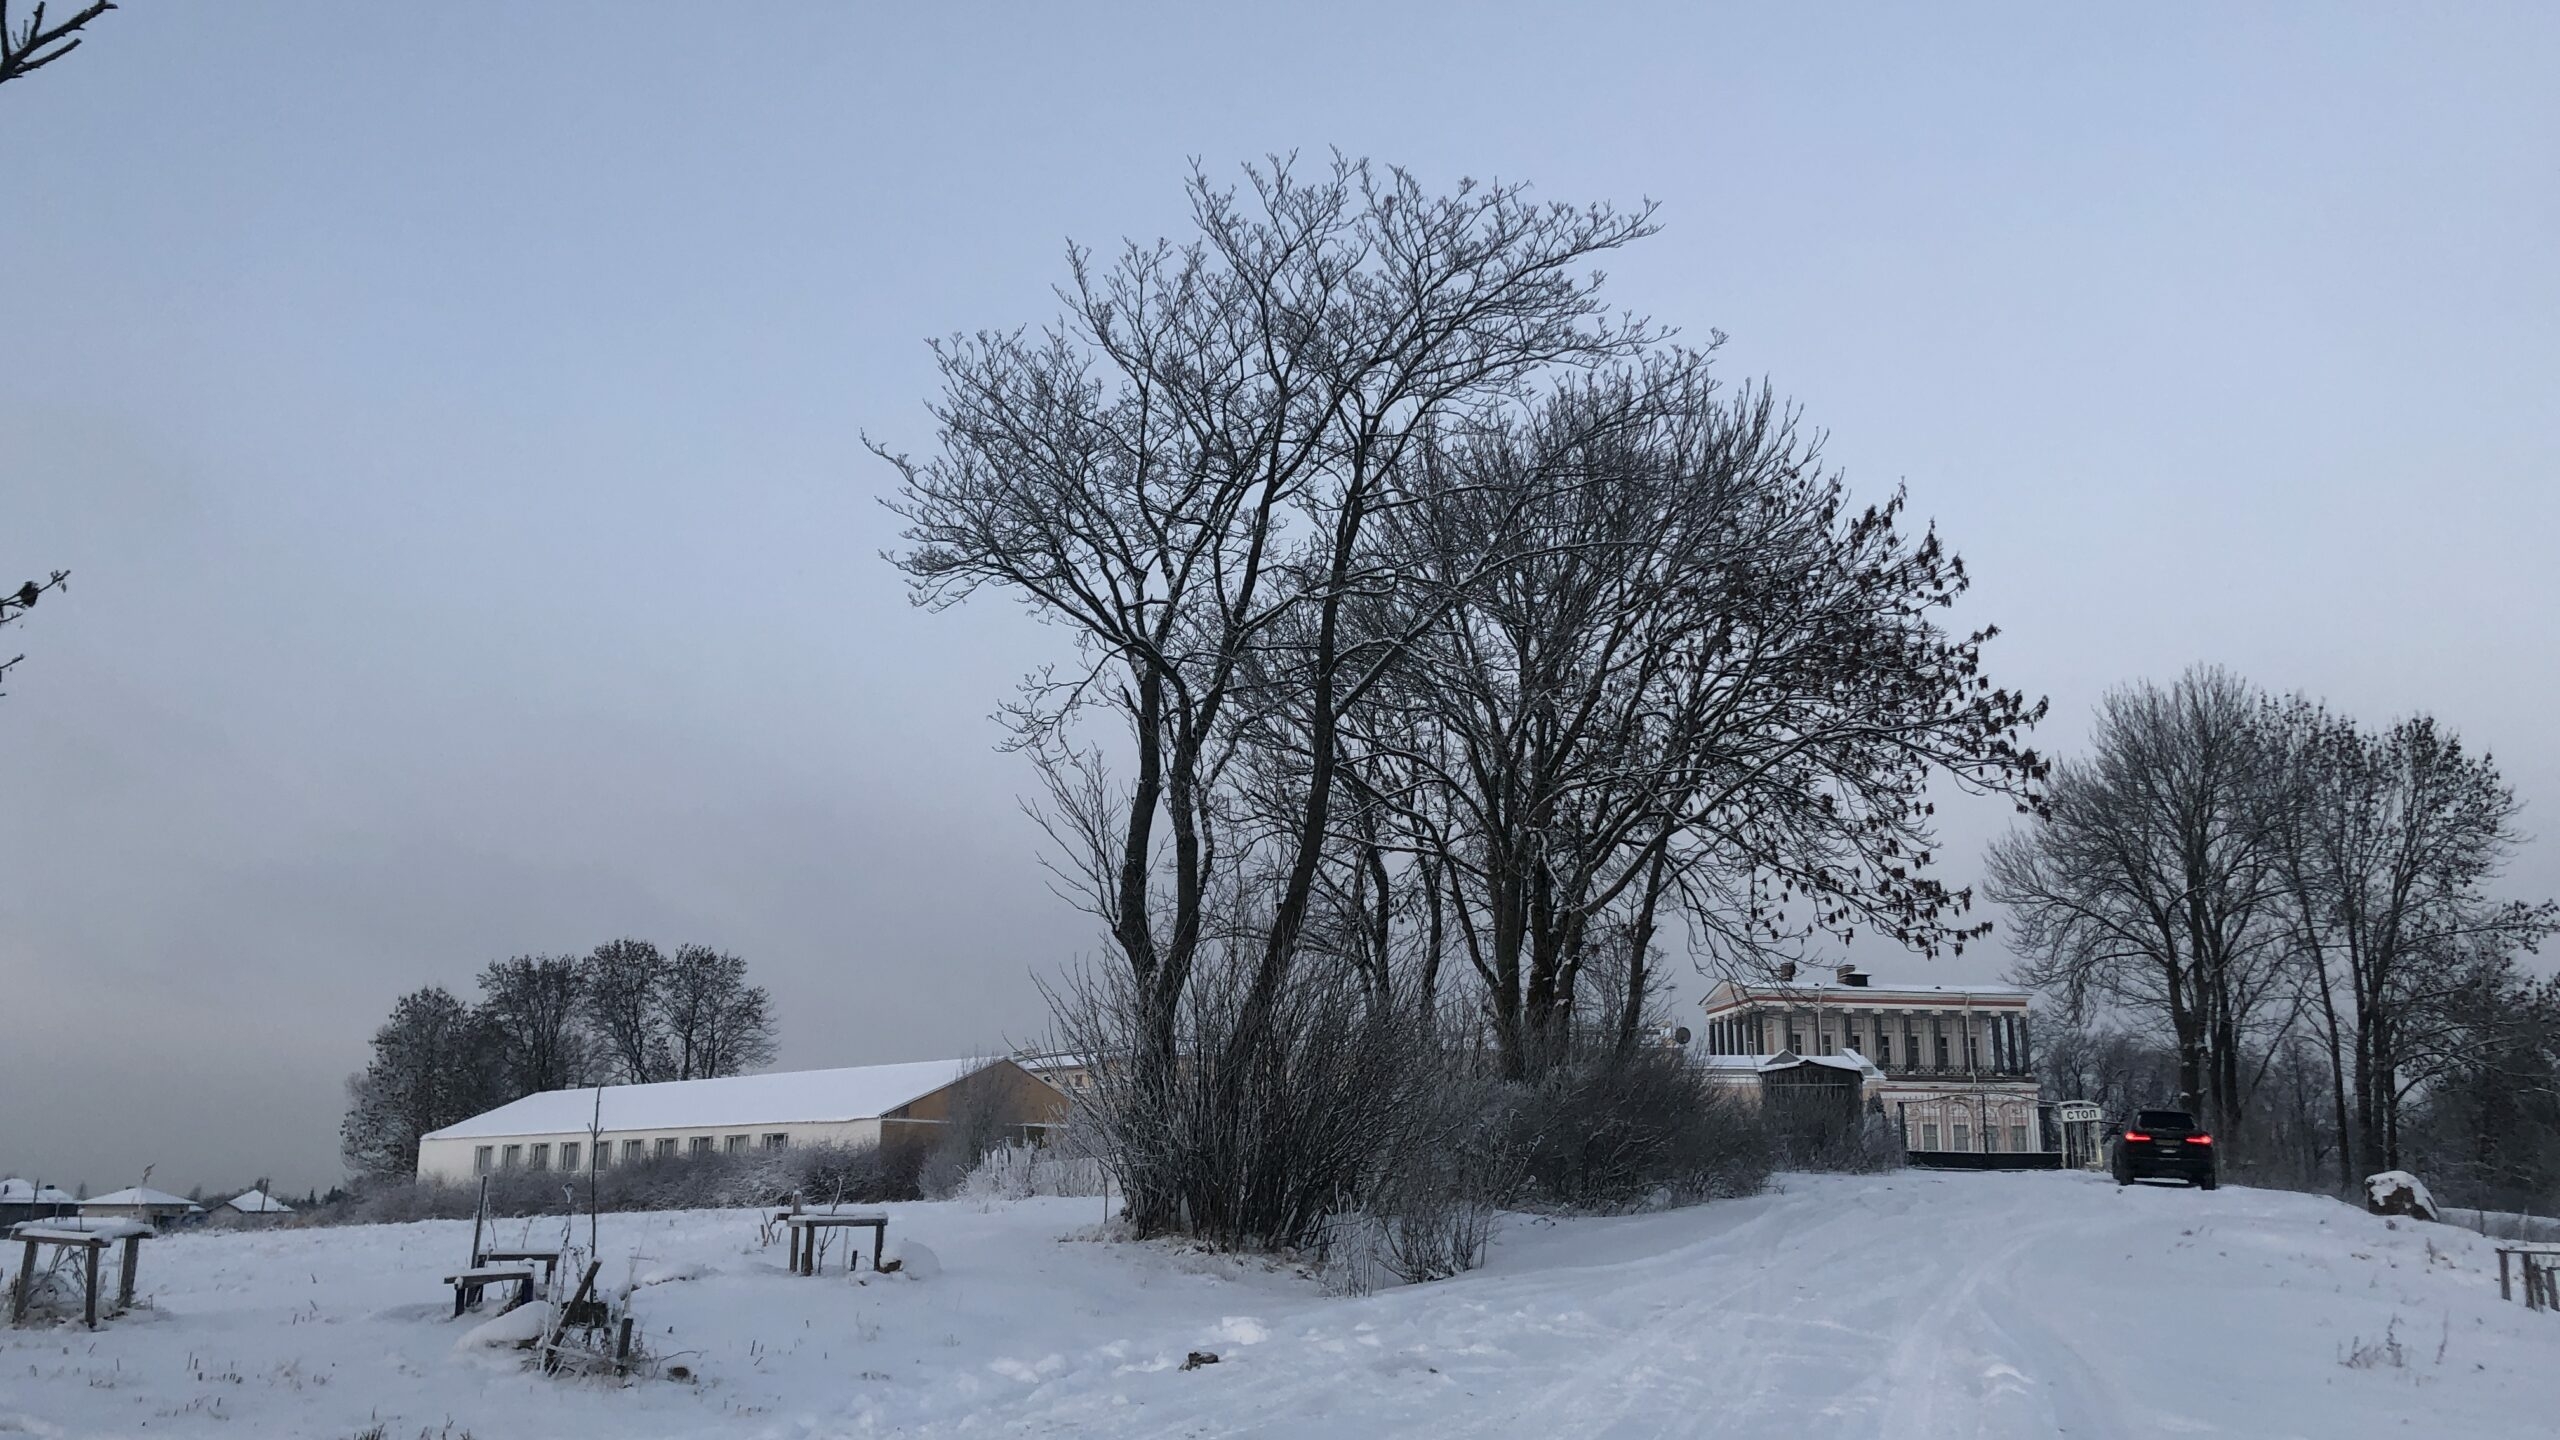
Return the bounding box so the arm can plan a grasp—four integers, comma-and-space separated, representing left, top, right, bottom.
340, 939, 776, 1176
1991, 667, 2557, 1197
884, 157, 2045, 1247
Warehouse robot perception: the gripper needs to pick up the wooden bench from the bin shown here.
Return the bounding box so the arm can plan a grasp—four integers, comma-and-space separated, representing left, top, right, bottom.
781, 1212, 888, 1276
2497, 1246, 2560, 1310
444, 1264, 536, 1318
475, 1247, 563, 1288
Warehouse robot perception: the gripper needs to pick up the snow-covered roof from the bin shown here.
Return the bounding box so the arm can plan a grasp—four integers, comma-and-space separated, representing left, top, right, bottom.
10, 1217, 154, 1241
0, 1178, 76, 1205
422, 1057, 1001, 1142
1703, 977, 2031, 1008
224, 1189, 294, 1214
1755, 1048, 1885, 1079
81, 1187, 202, 1211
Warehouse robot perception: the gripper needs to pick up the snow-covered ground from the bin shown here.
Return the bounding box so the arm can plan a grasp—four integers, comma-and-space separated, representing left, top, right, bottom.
2, 1170, 2550, 1438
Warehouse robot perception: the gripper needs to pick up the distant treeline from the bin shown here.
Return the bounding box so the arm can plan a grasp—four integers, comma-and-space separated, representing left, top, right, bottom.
340, 939, 777, 1178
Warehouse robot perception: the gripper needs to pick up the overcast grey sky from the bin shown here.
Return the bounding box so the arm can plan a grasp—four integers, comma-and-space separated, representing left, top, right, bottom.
3, 4, 2553, 1194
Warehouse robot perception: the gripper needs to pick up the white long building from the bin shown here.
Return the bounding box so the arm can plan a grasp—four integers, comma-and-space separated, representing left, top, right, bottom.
414, 1056, 1066, 1184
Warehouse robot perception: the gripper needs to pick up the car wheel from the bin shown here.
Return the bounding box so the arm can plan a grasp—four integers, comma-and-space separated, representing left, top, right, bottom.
2198, 1174, 2217, 1191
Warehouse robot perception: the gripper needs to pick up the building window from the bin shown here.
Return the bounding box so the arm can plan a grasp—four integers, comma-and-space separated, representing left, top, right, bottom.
762, 1132, 789, 1151
623, 1139, 646, 1163
1965, 1033, 1981, 1071
725, 1134, 748, 1154
1984, 1125, 2000, 1153
474, 1146, 494, 1175
688, 1136, 714, 1158
561, 1143, 581, 1171
1953, 1122, 1972, 1152
1874, 1033, 1891, 1066
655, 1138, 678, 1160
528, 1143, 550, 1172
501, 1144, 522, 1171
593, 1142, 612, 1170
1921, 1123, 1940, 1150
1786, 1030, 1803, 1055
1935, 1034, 1950, 1071
2012, 1123, 2031, 1153
1817, 1030, 1833, 1055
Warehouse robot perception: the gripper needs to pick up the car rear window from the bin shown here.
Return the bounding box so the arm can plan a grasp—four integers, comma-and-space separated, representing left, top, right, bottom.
2137, 1109, 2195, 1129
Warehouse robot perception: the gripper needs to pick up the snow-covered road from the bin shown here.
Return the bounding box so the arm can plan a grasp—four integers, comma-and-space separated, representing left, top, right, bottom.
2, 1170, 2548, 1438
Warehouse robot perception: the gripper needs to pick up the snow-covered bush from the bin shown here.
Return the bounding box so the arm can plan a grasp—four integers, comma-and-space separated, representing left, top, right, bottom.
960, 1143, 1108, 1205
2364, 1171, 2441, 1222
309, 1142, 910, 1226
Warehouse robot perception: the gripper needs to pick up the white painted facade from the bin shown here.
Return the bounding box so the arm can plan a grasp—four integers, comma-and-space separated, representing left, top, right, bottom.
417, 1119, 867, 1183
413, 1057, 1060, 1184
1697, 964, 2046, 1153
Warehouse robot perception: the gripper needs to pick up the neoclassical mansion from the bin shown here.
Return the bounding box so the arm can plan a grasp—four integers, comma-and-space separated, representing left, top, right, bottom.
1695, 962, 2045, 1157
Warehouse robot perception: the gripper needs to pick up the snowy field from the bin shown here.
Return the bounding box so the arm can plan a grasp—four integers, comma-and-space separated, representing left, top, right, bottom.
2, 1170, 2552, 1439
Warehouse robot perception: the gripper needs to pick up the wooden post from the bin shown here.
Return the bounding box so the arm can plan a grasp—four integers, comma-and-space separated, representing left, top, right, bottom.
82, 1243, 99, 1330
614, 1314, 634, 1373
2500, 1249, 2513, 1302
469, 1176, 489, 1268
11, 1240, 34, 1324
117, 1235, 139, 1312
872, 1221, 884, 1273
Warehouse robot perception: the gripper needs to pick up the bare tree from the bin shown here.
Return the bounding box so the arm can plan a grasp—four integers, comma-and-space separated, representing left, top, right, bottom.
1988, 668, 2294, 1150
0, 1, 111, 90
1358, 361, 2045, 1077
659, 943, 776, 1080
475, 954, 591, 1096
2260, 701, 2557, 1182
579, 938, 668, 1084
0, 572, 68, 697
883, 156, 1656, 1235
3, 3, 113, 700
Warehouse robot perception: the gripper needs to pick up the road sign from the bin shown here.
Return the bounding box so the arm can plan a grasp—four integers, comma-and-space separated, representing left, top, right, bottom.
2056, 1101, 2103, 1124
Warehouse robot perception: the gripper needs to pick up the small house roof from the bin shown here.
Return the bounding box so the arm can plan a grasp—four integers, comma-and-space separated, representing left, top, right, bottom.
81, 1187, 201, 1211
0, 1179, 77, 1205
1757, 1049, 1885, 1080
224, 1189, 294, 1214
422, 1057, 1005, 1142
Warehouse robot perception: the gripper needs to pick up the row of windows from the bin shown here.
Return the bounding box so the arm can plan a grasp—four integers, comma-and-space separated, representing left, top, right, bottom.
472, 1132, 790, 1174
1708, 1010, 2029, 1073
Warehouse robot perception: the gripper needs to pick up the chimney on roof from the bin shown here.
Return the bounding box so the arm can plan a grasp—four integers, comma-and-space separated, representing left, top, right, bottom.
1836, 963, 1869, 987
1774, 961, 1797, 983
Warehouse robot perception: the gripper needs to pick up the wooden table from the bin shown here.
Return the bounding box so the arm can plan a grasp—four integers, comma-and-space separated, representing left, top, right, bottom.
782, 1213, 888, 1276
9, 1221, 151, 1330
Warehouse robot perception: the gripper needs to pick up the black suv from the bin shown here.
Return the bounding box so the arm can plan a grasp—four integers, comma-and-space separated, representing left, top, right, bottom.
2111, 1108, 2218, 1189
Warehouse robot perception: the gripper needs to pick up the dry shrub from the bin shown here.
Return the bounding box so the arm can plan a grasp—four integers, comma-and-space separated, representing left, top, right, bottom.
1056, 954, 1776, 1274
1054, 951, 1430, 1253
1502, 1039, 1774, 1212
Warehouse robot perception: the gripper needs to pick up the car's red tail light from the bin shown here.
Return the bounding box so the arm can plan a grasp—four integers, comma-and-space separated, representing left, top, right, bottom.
2123, 1131, 2152, 1142
2186, 1134, 2213, 1146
